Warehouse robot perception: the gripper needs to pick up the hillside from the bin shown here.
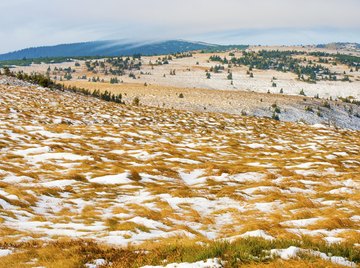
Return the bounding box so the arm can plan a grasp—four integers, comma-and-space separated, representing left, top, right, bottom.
12, 47, 360, 130
0, 76, 359, 267
0, 40, 247, 61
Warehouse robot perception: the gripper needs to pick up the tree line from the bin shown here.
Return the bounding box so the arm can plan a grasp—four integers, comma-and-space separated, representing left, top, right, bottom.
1, 67, 124, 104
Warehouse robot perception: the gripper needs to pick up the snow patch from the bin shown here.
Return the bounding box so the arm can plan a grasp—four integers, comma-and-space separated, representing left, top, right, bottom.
270, 246, 356, 267
0, 249, 13, 257
89, 173, 132, 185
239, 230, 274, 241
85, 259, 107, 268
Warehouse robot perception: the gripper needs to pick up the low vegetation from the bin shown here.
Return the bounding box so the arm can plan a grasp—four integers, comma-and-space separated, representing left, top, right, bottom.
0, 237, 358, 267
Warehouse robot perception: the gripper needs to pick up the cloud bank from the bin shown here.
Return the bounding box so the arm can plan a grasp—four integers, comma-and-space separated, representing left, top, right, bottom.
0, 0, 359, 53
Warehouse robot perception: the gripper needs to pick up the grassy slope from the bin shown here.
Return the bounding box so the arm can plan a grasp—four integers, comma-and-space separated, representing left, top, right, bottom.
0, 80, 359, 267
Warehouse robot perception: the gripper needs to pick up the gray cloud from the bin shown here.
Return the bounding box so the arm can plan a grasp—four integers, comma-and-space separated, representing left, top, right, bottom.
1, 0, 359, 53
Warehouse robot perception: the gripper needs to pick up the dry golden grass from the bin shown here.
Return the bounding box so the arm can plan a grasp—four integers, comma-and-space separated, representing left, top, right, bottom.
308, 216, 356, 231
0, 237, 357, 268
105, 218, 150, 233
243, 259, 346, 267
0, 82, 359, 266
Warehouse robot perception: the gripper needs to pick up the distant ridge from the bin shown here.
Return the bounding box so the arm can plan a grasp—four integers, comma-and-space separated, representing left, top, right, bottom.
0, 40, 247, 61
316, 42, 360, 50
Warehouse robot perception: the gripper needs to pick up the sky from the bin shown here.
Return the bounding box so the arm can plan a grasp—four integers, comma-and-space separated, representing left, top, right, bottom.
0, 0, 359, 53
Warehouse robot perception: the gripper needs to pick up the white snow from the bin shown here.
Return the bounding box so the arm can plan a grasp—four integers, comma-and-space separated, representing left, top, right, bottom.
96, 137, 122, 143
350, 215, 360, 222
40, 179, 78, 188
329, 187, 353, 195
299, 179, 322, 185
270, 246, 356, 267
32, 130, 80, 139
0, 249, 13, 257
333, 152, 349, 157
2, 175, 34, 184
324, 237, 343, 244
13, 146, 51, 156
89, 173, 132, 185
281, 218, 321, 228
311, 124, 327, 129
342, 179, 359, 188
231, 172, 265, 183
0, 189, 19, 200
254, 202, 277, 213
0, 198, 16, 210
27, 153, 93, 163
127, 216, 170, 230
179, 170, 205, 185
85, 259, 107, 268
247, 143, 265, 149
239, 230, 274, 241
326, 154, 337, 160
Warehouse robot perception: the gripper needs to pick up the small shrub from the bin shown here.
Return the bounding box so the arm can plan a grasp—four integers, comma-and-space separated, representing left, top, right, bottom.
305, 106, 313, 112
272, 112, 280, 120
132, 97, 140, 106
322, 101, 331, 109
129, 170, 142, 182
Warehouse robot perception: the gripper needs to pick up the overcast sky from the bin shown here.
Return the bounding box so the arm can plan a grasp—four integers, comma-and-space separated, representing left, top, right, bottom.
0, 0, 359, 53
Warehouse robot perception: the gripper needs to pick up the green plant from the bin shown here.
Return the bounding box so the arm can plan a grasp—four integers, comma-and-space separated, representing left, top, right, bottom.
272, 112, 280, 120
132, 97, 140, 106
305, 106, 313, 112
322, 101, 331, 109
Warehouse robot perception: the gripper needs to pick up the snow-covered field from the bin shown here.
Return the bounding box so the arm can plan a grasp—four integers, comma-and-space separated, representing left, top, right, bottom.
138, 53, 360, 100
13, 49, 360, 130
14, 49, 360, 101
0, 80, 359, 266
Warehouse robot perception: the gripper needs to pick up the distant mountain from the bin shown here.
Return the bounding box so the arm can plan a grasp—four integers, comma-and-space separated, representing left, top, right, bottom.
316, 42, 360, 51
0, 40, 247, 61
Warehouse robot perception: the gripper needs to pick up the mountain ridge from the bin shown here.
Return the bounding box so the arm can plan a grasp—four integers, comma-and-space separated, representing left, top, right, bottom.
0, 40, 246, 61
